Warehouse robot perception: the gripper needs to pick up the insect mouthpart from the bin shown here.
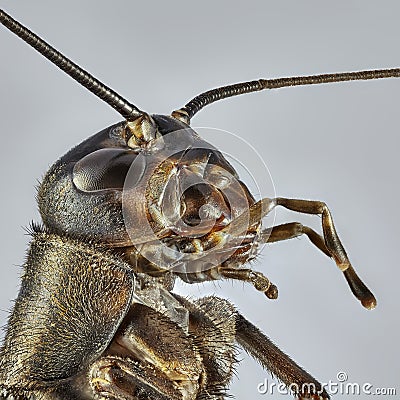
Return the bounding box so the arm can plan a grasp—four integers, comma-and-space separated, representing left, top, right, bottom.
121, 115, 261, 274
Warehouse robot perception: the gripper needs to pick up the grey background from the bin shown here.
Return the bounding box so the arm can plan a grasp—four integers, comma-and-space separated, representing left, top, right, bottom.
0, 1, 399, 399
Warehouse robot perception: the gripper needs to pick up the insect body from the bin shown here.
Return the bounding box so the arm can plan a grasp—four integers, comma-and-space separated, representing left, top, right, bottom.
0, 8, 398, 400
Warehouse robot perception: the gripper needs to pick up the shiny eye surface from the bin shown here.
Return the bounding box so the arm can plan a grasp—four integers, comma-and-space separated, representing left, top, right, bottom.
73, 149, 142, 192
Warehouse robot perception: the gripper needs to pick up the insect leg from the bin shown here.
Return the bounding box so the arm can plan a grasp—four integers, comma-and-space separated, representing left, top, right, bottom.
173, 254, 279, 299
262, 222, 332, 257
89, 303, 203, 400
272, 199, 352, 270
90, 356, 182, 400
262, 222, 374, 307
220, 198, 375, 309
225, 197, 358, 273
217, 267, 278, 299
261, 198, 376, 309
235, 312, 330, 400
174, 295, 238, 399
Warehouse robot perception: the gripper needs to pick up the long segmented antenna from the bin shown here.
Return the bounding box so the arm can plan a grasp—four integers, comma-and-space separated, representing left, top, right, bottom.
0, 9, 143, 121
172, 68, 400, 124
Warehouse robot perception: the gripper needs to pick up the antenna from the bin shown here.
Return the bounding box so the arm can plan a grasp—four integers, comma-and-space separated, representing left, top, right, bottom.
173, 69, 400, 123
0, 9, 143, 121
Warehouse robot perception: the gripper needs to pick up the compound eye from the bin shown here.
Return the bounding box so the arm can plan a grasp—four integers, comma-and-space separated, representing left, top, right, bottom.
73, 148, 143, 192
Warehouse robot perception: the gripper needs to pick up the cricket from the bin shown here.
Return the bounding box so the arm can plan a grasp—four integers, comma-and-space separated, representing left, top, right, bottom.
0, 7, 398, 400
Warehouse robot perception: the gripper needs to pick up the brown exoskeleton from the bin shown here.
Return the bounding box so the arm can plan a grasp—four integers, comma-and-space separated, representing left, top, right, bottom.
0, 8, 398, 400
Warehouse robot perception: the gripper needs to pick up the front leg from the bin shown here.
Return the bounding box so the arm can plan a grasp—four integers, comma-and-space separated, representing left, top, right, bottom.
89, 303, 204, 400
235, 312, 329, 400
219, 197, 376, 309
185, 295, 329, 399
90, 356, 182, 400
